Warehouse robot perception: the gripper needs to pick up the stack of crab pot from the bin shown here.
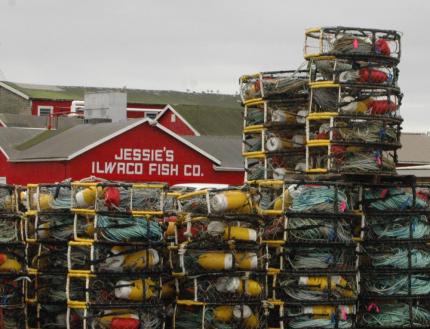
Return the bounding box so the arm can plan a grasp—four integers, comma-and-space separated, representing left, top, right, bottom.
303, 27, 402, 176
172, 186, 267, 329
24, 182, 73, 328
358, 179, 430, 328
239, 70, 309, 181
66, 179, 173, 329
0, 185, 25, 328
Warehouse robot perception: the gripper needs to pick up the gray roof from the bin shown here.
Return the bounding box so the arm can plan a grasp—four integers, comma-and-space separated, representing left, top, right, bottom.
12, 120, 135, 161
183, 135, 243, 169
0, 128, 42, 158
398, 133, 430, 165
0, 113, 83, 129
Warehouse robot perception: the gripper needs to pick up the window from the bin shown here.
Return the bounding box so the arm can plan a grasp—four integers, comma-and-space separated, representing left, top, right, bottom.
171, 114, 176, 123
38, 106, 53, 116
145, 111, 158, 119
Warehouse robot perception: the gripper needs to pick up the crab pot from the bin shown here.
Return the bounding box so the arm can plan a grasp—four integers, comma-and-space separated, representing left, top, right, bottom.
176, 272, 266, 303
358, 300, 430, 328
26, 183, 72, 212
310, 83, 401, 117
363, 213, 430, 242
304, 26, 401, 62
281, 244, 357, 273
273, 272, 357, 303
25, 212, 75, 242
0, 215, 22, 243
68, 305, 167, 329
95, 182, 132, 212
239, 70, 308, 103
27, 302, 67, 329
26, 241, 68, 272
284, 213, 361, 244
242, 128, 264, 156
252, 180, 288, 215
265, 151, 307, 179
89, 213, 165, 244
285, 181, 360, 213
67, 272, 173, 306
0, 274, 25, 306
283, 303, 357, 329
306, 145, 397, 174
0, 184, 17, 213
164, 191, 180, 213
0, 244, 25, 275
306, 114, 402, 146
174, 302, 266, 329
26, 273, 67, 304
360, 269, 430, 299
172, 245, 266, 276
68, 242, 165, 273
361, 243, 430, 271
361, 184, 430, 212
309, 57, 399, 87
0, 305, 26, 329
175, 215, 261, 246
245, 157, 266, 182
178, 188, 254, 215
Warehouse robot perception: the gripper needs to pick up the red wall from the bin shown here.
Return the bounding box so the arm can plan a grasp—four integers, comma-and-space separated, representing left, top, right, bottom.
157, 108, 196, 136
31, 100, 73, 116
3, 122, 244, 185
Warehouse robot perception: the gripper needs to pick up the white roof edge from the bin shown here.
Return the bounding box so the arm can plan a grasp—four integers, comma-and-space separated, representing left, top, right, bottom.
397, 165, 430, 170
213, 165, 244, 172
155, 104, 201, 136
155, 123, 221, 165
0, 82, 30, 100
0, 146, 10, 160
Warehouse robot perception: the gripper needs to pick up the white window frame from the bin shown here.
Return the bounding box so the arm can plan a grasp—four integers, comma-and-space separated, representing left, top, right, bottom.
37, 105, 54, 116
171, 113, 176, 122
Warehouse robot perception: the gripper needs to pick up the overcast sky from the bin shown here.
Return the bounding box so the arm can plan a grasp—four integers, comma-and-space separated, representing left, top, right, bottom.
0, 0, 429, 131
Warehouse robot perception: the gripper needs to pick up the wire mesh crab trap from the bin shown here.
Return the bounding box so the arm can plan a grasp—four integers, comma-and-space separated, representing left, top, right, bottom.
0, 214, 23, 243
0, 274, 25, 307
272, 272, 357, 304
282, 303, 357, 329
72, 213, 165, 244
26, 272, 67, 305
0, 305, 26, 329
357, 300, 430, 329
26, 241, 68, 272
171, 244, 266, 276
309, 57, 399, 87
26, 301, 67, 329
25, 212, 75, 243
175, 214, 261, 246
66, 272, 173, 307
25, 183, 72, 213
177, 187, 254, 215
309, 83, 402, 118
239, 70, 308, 103
0, 184, 17, 214
176, 272, 266, 303
67, 305, 167, 329
243, 98, 308, 130
173, 301, 266, 329
71, 181, 167, 215
67, 241, 166, 274
304, 27, 401, 63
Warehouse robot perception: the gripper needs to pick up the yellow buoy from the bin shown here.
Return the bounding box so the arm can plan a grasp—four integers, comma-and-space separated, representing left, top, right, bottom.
213, 306, 234, 322
197, 252, 233, 271
211, 191, 251, 213
0, 258, 22, 272
75, 186, 97, 208
114, 278, 157, 301
235, 252, 258, 270
34, 193, 53, 210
